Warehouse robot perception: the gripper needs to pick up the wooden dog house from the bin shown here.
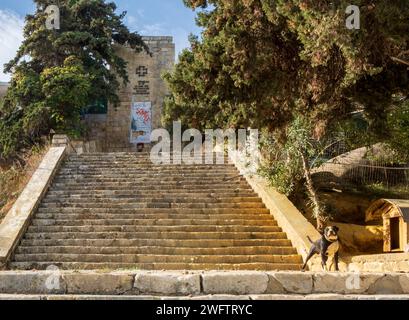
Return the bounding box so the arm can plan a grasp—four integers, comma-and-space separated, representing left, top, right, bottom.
366, 199, 409, 253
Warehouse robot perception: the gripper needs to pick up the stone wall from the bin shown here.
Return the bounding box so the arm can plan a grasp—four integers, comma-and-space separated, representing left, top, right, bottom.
344, 253, 409, 273
229, 151, 323, 270
83, 114, 108, 150
0, 136, 68, 269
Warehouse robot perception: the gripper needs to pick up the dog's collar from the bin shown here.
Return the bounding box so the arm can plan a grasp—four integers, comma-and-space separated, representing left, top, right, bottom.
324, 235, 338, 243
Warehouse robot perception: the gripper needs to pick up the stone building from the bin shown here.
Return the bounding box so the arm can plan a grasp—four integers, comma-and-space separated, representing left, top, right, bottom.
84, 36, 175, 152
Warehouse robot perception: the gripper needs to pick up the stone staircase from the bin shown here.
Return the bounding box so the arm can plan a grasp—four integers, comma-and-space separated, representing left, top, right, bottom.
9, 152, 303, 271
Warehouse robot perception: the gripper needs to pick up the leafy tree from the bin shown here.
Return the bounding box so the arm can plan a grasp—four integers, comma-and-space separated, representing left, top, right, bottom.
165, 0, 409, 229
387, 101, 409, 162
0, 0, 147, 159
259, 117, 328, 229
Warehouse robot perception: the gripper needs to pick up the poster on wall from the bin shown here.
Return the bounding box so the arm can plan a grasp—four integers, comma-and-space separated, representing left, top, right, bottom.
130, 101, 152, 144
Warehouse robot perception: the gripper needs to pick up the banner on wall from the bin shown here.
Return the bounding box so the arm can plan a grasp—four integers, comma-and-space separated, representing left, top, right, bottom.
130, 102, 152, 144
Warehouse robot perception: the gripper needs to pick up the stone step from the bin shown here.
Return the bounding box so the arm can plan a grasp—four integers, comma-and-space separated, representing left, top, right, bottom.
45, 191, 257, 198
68, 154, 229, 158
66, 157, 232, 166
13, 253, 302, 264
60, 167, 236, 172
33, 212, 272, 221
64, 156, 231, 160
39, 202, 265, 209
58, 168, 238, 173
27, 225, 282, 233
15, 245, 297, 255
35, 207, 271, 215
67, 156, 230, 160
59, 166, 237, 171
63, 162, 234, 167
68, 153, 229, 157
53, 177, 246, 184
56, 173, 239, 179
49, 185, 253, 191
62, 160, 234, 164
31, 218, 277, 227
52, 180, 249, 186
23, 231, 288, 240
62, 168, 235, 173
19, 238, 293, 248
41, 196, 263, 204
56, 173, 240, 179
9, 261, 302, 271
67, 153, 229, 157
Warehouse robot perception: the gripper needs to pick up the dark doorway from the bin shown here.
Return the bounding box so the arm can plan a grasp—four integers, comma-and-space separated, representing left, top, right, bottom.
390, 217, 401, 251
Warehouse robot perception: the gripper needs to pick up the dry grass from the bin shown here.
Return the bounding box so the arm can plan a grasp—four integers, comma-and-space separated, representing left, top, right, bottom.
0, 144, 50, 223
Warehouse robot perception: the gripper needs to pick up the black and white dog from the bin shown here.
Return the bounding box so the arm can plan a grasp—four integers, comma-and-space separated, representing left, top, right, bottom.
302, 226, 340, 271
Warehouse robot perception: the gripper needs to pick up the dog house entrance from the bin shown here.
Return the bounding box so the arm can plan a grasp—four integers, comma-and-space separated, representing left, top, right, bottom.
390, 217, 400, 251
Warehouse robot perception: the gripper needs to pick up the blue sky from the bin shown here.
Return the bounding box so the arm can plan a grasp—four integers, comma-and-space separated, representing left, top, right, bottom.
0, 0, 203, 81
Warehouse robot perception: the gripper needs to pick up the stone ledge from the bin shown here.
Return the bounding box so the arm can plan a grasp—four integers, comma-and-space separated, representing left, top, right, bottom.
0, 271, 408, 296
0, 146, 67, 268
351, 253, 409, 263
342, 253, 409, 273
142, 36, 173, 42
1, 294, 409, 300
228, 154, 321, 269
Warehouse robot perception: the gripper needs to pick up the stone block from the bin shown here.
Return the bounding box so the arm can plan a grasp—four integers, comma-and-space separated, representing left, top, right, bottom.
0, 271, 66, 294
0, 294, 43, 300
271, 272, 313, 294
64, 272, 134, 295
265, 274, 286, 294
201, 272, 269, 295
397, 261, 409, 272
367, 275, 403, 295
313, 273, 384, 294
134, 272, 200, 295
399, 274, 409, 293
250, 294, 304, 300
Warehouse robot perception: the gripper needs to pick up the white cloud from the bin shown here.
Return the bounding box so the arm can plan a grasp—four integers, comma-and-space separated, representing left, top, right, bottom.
126, 15, 138, 27
139, 23, 166, 36
0, 10, 24, 82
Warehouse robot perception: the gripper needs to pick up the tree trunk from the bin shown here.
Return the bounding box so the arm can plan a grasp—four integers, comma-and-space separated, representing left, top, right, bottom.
300, 151, 326, 233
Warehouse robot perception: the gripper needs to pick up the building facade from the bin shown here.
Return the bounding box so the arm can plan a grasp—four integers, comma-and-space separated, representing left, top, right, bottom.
84, 36, 175, 152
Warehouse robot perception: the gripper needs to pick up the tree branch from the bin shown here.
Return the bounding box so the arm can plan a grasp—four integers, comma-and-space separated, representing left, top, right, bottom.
391, 56, 409, 67
398, 50, 409, 58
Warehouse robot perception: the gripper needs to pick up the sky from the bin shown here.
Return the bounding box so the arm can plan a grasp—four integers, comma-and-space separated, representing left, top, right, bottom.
0, 0, 203, 82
